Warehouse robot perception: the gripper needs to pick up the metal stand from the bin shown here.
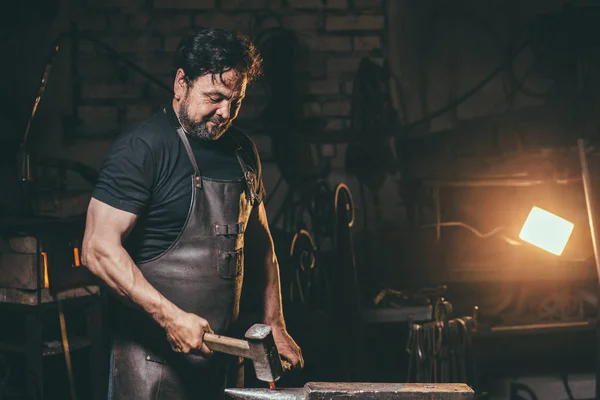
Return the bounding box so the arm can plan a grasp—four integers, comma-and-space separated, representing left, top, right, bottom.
576, 138, 600, 398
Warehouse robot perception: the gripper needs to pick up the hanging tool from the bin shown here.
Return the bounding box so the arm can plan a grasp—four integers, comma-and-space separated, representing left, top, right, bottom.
18, 38, 62, 184
405, 308, 477, 385
328, 183, 363, 380
225, 382, 474, 399
288, 229, 317, 309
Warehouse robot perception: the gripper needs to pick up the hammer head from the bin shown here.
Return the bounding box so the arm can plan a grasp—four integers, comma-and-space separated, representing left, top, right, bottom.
244, 324, 284, 383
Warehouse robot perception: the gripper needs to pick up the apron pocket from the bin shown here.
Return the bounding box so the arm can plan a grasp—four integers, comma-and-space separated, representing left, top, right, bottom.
217, 248, 243, 279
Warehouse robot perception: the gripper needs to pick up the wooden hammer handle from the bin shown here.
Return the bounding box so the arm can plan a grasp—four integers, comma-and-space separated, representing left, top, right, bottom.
203, 332, 251, 359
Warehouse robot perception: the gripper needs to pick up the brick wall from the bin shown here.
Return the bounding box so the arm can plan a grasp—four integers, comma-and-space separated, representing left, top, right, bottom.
72, 0, 386, 138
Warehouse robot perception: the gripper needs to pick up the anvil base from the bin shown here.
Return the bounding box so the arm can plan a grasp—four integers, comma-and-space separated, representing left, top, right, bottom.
225, 382, 474, 399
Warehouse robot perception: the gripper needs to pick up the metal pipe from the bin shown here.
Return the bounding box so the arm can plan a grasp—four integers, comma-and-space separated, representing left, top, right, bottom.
577, 138, 600, 399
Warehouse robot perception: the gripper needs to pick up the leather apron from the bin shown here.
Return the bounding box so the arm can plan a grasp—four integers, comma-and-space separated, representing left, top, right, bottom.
108, 121, 259, 400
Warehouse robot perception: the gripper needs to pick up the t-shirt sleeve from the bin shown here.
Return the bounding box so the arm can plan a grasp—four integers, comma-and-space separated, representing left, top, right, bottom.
92, 133, 155, 215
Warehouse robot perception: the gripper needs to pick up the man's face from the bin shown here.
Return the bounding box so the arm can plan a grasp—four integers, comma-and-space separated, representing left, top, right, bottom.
176, 69, 247, 141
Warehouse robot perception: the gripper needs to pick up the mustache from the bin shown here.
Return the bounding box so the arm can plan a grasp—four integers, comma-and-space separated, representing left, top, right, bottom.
204, 115, 226, 125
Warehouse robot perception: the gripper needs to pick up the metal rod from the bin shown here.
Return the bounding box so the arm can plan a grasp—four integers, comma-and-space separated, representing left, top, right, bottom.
424, 178, 582, 188
576, 138, 600, 399
57, 298, 78, 400
434, 184, 441, 242
490, 320, 593, 332
578, 139, 600, 284
22, 40, 61, 149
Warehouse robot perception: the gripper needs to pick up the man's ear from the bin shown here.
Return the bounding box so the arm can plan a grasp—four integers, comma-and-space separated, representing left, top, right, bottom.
174, 68, 188, 100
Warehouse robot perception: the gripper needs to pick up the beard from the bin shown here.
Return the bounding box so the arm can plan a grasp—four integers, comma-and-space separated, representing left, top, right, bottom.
178, 96, 231, 141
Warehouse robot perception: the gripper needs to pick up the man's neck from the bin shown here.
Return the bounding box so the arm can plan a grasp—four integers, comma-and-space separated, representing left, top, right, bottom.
171, 99, 188, 134
172, 98, 181, 121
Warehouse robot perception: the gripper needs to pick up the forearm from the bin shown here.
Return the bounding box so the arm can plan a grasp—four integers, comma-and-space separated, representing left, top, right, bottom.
82, 243, 180, 328
261, 247, 304, 370
262, 250, 285, 328
246, 203, 287, 328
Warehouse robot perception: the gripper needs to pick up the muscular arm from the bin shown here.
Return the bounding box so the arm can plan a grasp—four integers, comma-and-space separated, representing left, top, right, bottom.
82, 198, 212, 354
245, 202, 284, 327
245, 202, 303, 368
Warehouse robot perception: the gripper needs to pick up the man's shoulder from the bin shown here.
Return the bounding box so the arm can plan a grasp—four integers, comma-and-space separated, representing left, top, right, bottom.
117, 109, 176, 150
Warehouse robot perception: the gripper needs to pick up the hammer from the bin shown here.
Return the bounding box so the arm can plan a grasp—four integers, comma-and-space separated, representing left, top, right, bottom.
203, 324, 284, 383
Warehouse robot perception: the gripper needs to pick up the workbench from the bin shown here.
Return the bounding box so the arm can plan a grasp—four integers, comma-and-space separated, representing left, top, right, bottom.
0, 286, 106, 400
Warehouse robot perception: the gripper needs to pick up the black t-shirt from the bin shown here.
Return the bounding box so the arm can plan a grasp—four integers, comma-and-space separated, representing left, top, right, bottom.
92, 105, 266, 263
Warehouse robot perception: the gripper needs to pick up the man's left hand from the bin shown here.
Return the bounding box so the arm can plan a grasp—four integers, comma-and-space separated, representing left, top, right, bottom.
271, 326, 304, 370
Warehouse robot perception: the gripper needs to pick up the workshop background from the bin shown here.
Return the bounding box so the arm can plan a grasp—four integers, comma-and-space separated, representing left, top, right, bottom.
2, 0, 600, 399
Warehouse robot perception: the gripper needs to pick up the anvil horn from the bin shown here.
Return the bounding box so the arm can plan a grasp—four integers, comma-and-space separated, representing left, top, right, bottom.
224, 388, 304, 400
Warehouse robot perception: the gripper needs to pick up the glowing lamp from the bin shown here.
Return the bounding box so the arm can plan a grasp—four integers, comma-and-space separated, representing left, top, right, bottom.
518, 206, 574, 256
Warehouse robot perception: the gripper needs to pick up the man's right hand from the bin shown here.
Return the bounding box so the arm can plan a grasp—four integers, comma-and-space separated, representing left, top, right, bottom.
164, 311, 214, 356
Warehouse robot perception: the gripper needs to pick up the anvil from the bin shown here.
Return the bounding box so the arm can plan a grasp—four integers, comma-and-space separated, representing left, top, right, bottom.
225, 382, 474, 399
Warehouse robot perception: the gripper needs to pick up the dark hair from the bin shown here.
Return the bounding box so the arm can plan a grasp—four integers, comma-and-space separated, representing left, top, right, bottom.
174, 28, 262, 85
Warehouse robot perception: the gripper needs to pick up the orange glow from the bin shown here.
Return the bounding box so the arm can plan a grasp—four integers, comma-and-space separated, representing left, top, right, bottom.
519, 206, 574, 256
41, 251, 49, 288
73, 247, 81, 267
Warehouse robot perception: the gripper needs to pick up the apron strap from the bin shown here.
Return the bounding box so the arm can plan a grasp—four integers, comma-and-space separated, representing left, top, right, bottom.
175, 127, 203, 189
229, 134, 259, 205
